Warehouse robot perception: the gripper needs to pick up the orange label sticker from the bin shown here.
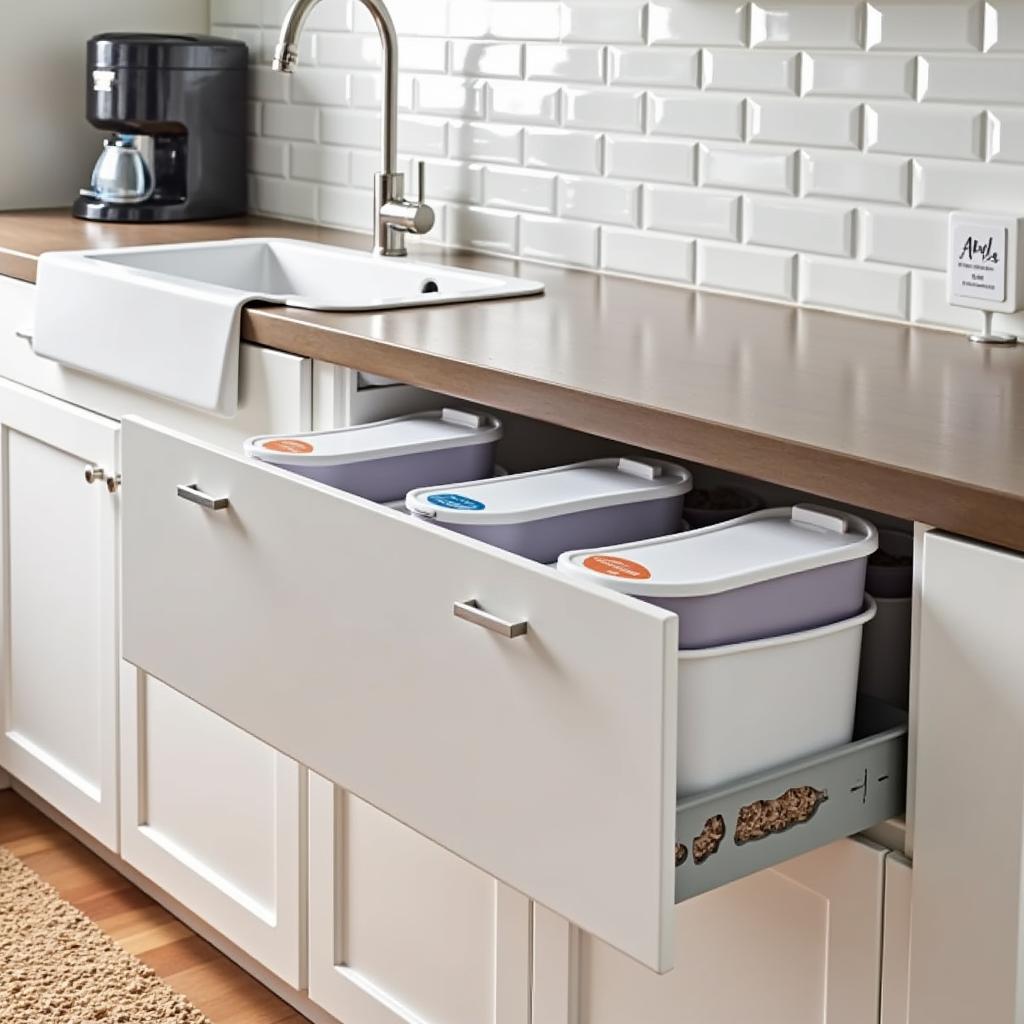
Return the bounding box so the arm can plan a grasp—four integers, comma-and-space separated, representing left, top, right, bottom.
582, 555, 652, 580
262, 439, 314, 454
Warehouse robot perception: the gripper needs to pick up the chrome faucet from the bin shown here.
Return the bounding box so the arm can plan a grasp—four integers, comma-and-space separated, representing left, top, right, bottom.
272, 0, 435, 257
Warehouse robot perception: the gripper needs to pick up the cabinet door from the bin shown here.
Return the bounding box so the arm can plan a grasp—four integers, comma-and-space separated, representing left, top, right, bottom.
119, 663, 305, 987
533, 838, 888, 1024
910, 531, 1024, 1024
308, 773, 531, 1024
882, 854, 911, 1024
0, 379, 119, 848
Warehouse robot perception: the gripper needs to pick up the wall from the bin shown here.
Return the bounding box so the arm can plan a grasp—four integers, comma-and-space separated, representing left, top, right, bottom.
216, 0, 1024, 334
0, 0, 209, 211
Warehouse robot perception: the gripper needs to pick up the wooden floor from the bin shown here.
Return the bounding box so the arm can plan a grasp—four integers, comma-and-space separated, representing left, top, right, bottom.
0, 790, 310, 1024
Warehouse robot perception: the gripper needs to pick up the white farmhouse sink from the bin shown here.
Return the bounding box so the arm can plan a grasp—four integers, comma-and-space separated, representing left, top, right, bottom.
32, 238, 544, 415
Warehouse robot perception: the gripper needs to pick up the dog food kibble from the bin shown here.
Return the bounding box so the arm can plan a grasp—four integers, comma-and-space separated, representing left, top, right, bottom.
674, 843, 688, 866
692, 815, 727, 865
734, 786, 828, 845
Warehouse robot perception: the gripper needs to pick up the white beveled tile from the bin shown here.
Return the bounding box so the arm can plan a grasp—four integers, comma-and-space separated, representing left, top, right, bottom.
320, 108, 379, 149
698, 241, 797, 301
648, 1, 749, 47
911, 269, 985, 331
704, 48, 799, 95
607, 136, 697, 185
608, 47, 701, 88
913, 158, 1024, 213
802, 150, 912, 204
525, 128, 603, 173
922, 56, 1022, 103
565, 88, 645, 132
450, 41, 523, 79
560, 175, 640, 226
520, 214, 599, 266
448, 205, 519, 254
874, 1, 986, 52
488, 80, 561, 124
645, 185, 741, 240
805, 54, 915, 100
249, 66, 290, 102
526, 45, 604, 83
253, 175, 318, 220
862, 206, 947, 271
447, 0, 491, 38
750, 2, 865, 49
801, 257, 910, 320
484, 166, 557, 213
750, 97, 862, 149
450, 122, 523, 164
991, 109, 1024, 164
290, 141, 347, 184
747, 196, 854, 257
401, 39, 450, 74
700, 143, 798, 194
489, 0, 562, 40
562, 0, 647, 44
353, 0, 440, 36
650, 92, 746, 141
349, 71, 414, 111
249, 137, 288, 177
418, 158, 484, 203
398, 116, 448, 157
869, 102, 989, 160
990, 4, 1024, 52
212, 0, 260, 26
601, 228, 697, 284
417, 76, 485, 118
290, 67, 350, 106
315, 32, 380, 69
263, 102, 318, 142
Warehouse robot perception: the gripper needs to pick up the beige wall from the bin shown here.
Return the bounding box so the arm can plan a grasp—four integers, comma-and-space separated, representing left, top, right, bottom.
0, 0, 209, 211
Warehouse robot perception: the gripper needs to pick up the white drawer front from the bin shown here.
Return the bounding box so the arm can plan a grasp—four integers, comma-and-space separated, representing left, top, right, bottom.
121, 417, 679, 972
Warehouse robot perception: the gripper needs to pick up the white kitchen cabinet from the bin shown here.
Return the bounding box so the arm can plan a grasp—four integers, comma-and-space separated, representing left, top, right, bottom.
532, 838, 888, 1024
882, 854, 911, 1024
308, 773, 531, 1024
909, 531, 1024, 1024
119, 663, 306, 987
0, 378, 119, 848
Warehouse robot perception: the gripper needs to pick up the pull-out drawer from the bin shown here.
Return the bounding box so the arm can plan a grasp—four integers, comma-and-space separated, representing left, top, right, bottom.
121, 417, 906, 973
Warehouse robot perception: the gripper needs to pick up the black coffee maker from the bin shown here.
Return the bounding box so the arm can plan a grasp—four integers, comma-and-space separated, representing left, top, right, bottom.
73, 34, 248, 222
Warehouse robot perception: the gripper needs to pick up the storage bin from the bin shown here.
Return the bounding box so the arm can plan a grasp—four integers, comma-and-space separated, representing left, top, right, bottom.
558, 504, 877, 649
675, 600, 876, 795
244, 408, 501, 503
406, 457, 692, 564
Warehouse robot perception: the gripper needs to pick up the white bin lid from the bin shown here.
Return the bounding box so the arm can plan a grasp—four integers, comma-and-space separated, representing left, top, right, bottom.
557, 504, 878, 596
244, 408, 501, 467
406, 458, 692, 526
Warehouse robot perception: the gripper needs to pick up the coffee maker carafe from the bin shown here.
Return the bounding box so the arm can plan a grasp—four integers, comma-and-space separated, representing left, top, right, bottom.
73, 34, 247, 222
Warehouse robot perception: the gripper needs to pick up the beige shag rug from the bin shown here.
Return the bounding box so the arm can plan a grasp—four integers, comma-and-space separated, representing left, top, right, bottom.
0, 844, 211, 1023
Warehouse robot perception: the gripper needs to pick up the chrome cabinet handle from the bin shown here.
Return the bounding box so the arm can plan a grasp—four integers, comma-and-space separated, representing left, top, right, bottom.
177, 483, 230, 511
84, 465, 107, 484
454, 599, 528, 639
106, 473, 122, 494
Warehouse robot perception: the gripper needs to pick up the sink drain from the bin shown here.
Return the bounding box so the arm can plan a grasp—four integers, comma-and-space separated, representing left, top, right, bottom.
420, 279, 439, 293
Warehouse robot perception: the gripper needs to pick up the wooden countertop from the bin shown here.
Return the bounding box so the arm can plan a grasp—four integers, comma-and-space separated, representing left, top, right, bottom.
2, 208, 1023, 551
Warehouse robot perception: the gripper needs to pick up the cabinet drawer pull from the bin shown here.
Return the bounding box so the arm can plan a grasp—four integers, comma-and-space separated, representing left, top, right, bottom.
177, 484, 230, 511
454, 599, 528, 639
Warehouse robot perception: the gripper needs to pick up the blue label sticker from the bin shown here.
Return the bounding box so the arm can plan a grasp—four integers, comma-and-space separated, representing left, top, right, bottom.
427, 493, 486, 511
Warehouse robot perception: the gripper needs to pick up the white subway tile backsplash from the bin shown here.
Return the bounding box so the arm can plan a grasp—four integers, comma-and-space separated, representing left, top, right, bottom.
562, 0, 646, 43
802, 150, 912, 204
747, 196, 854, 257
241, 0, 1024, 327
911, 270, 981, 330
608, 47, 700, 88
650, 92, 746, 141
802, 257, 910, 320
869, 102, 989, 160
704, 49, 799, 95
525, 128, 603, 173
520, 214, 599, 265
601, 227, 696, 283
804, 54, 916, 100
701, 143, 798, 194
488, 80, 561, 124
862, 207, 947, 271
560, 175, 640, 225
750, 98, 862, 149
484, 166, 558, 212
699, 242, 798, 301
565, 88, 644, 131
527, 45, 605, 83
607, 136, 697, 185
645, 185, 741, 240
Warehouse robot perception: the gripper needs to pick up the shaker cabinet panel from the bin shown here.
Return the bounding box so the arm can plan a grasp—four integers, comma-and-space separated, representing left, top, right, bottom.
0, 378, 119, 848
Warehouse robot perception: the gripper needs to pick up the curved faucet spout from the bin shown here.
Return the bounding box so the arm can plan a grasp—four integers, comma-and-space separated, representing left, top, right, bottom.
272, 0, 399, 176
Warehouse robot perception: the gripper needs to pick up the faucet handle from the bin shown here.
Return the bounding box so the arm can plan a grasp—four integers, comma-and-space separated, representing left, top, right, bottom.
416, 160, 427, 205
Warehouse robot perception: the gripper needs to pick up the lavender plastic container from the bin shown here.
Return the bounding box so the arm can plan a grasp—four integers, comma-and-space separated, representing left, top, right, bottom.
436, 495, 685, 565
280, 444, 497, 503
648, 559, 868, 649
